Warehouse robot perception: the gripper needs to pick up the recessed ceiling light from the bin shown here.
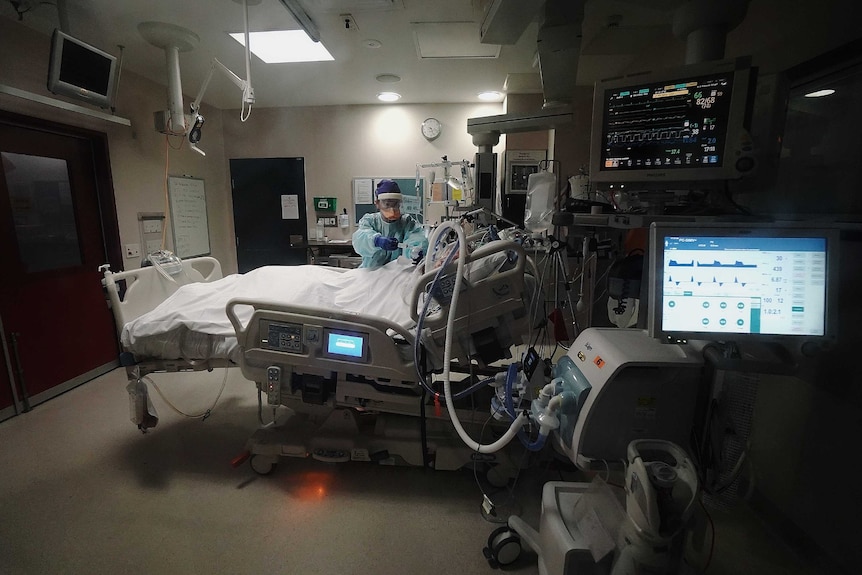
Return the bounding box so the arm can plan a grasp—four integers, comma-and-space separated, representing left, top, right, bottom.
804, 89, 835, 98
478, 91, 503, 101
229, 30, 334, 63
377, 91, 401, 102
376, 74, 401, 83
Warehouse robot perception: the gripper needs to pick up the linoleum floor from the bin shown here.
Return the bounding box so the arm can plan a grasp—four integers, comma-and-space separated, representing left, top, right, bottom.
0, 367, 826, 575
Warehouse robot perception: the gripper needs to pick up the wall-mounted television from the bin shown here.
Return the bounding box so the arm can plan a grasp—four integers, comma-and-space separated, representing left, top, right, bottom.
647, 221, 839, 353
589, 58, 757, 191
47, 29, 118, 109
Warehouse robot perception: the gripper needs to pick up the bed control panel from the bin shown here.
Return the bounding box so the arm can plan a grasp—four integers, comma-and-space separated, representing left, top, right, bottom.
259, 320, 370, 364
265, 366, 281, 404
261, 321, 304, 353
427, 273, 467, 305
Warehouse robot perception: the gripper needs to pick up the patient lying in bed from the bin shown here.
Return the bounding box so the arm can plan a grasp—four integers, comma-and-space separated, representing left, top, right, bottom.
121, 258, 428, 363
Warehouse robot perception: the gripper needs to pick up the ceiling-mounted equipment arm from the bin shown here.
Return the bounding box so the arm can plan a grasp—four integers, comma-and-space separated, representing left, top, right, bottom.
187, 57, 254, 155
187, 0, 255, 156
190, 0, 254, 116
189, 57, 254, 116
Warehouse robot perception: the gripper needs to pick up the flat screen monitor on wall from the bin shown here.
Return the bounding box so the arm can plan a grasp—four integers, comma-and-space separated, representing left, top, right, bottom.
47, 29, 118, 109
647, 222, 839, 353
589, 58, 757, 191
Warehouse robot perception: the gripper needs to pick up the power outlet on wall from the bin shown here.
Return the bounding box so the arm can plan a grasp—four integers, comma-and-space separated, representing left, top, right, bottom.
125, 243, 141, 258
143, 220, 162, 234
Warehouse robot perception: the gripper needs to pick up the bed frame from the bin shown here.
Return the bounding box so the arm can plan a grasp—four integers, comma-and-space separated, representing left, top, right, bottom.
227, 240, 535, 473
102, 241, 539, 473
228, 240, 532, 413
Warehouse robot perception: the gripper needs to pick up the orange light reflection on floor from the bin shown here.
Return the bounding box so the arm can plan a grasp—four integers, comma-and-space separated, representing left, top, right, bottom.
291, 471, 333, 500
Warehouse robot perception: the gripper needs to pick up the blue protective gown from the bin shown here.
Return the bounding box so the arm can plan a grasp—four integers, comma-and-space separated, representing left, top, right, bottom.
352, 212, 428, 268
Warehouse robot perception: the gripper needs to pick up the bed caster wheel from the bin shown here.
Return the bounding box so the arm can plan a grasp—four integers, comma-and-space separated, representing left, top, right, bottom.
483, 525, 521, 568
249, 454, 277, 475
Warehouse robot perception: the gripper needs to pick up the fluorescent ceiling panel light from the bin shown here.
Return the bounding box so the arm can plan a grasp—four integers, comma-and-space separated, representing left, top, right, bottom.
230, 31, 334, 63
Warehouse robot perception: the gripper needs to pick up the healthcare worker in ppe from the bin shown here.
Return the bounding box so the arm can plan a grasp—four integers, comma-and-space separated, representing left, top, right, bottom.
352, 179, 428, 269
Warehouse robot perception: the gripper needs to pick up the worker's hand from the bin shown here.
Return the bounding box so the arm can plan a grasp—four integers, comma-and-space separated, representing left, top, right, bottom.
374, 235, 399, 251
411, 249, 424, 264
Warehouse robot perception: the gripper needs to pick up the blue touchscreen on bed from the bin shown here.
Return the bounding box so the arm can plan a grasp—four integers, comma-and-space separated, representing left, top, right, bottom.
326, 332, 365, 358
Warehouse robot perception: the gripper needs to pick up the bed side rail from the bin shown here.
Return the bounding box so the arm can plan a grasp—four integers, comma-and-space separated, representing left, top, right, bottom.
226, 298, 418, 385
409, 240, 527, 324
409, 240, 533, 366
101, 257, 223, 335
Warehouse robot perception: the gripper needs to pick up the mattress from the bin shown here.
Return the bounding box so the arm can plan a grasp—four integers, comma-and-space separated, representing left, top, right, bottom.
122, 258, 427, 362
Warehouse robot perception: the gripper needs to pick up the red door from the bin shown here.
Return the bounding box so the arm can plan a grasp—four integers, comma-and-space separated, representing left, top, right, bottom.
0, 121, 119, 415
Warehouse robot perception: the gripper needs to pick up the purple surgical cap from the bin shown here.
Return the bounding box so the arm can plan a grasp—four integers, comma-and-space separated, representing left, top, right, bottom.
375, 179, 401, 196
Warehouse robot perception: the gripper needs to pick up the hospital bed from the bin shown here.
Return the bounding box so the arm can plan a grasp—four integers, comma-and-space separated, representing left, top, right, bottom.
101, 255, 227, 376
101, 239, 541, 472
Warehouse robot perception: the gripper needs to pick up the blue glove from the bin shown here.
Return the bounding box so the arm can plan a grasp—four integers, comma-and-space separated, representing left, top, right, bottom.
374, 235, 399, 251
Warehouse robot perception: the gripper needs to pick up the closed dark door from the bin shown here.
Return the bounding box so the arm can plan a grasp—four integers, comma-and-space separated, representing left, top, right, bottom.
230, 157, 308, 273
0, 121, 119, 415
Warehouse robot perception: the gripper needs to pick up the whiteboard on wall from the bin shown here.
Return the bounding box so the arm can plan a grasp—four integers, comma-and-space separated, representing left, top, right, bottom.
167, 175, 211, 258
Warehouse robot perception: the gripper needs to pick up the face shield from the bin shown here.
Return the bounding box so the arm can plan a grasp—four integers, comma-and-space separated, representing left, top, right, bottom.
378, 198, 402, 222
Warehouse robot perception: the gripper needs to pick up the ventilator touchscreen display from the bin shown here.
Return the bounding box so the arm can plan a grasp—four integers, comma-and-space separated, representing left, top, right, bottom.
659, 235, 828, 336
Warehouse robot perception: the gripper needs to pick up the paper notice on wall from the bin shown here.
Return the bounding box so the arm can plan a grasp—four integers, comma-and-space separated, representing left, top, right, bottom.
281, 194, 299, 219
402, 194, 420, 215
353, 178, 373, 204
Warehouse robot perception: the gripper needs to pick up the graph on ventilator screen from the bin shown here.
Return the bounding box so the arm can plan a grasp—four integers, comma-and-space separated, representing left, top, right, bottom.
660, 237, 828, 336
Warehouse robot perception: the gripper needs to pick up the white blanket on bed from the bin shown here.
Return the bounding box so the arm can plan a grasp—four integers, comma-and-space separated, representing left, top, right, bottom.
121, 258, 424, 357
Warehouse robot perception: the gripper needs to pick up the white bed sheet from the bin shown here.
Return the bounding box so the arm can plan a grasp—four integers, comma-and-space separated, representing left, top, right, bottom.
122, 258, 425, 361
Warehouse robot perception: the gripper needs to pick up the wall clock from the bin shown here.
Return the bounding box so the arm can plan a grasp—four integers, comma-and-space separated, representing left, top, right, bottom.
421, 117, 442, 141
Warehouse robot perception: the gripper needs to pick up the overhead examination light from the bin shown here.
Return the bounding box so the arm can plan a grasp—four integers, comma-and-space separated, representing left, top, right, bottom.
278, 0, 321, 42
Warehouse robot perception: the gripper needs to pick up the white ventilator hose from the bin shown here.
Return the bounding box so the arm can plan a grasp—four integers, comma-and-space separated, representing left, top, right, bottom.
431, 220, 528, 453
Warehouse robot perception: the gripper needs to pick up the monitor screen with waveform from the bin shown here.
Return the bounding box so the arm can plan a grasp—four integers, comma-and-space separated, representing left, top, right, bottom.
647, 222, 839, 349
589, 58, 756, 191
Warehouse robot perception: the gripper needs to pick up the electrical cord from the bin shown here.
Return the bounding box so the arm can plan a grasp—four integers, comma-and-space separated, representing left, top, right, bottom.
143, 368, 230, 421
473, 405, 533, 524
